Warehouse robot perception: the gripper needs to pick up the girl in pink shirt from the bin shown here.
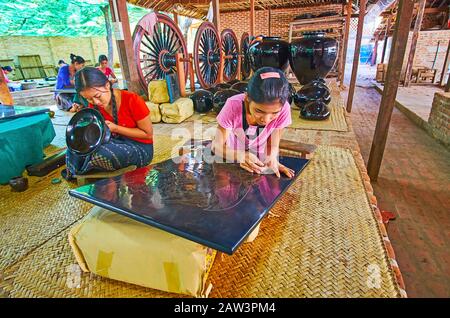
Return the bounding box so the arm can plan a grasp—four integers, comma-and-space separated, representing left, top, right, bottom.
212, 67, 294, 178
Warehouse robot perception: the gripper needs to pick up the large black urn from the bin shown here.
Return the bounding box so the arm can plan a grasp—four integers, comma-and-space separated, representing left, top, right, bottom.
289, 32, 338, 85
248, 36, 289, 72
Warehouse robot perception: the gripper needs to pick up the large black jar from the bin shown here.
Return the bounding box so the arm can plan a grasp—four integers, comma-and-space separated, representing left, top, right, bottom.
289, 32, 338, 85
190, 90, 214, 113
248, 36, 290, 72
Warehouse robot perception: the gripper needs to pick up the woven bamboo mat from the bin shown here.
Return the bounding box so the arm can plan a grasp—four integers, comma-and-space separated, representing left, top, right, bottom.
0, 146, 403, 298
289, 94, 348, 132
0, 135, 183, 274
208, 146, 402, 297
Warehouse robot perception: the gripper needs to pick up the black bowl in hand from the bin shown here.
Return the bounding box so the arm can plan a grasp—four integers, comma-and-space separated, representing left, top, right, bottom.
66, 108, 111, 156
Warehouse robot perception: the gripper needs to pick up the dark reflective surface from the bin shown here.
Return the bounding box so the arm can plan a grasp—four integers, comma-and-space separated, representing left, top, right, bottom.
0, 105, 49, 121
231, 81, 248, 93
190, 89, 214, 113
213, 89, 240, 113
69, 153, 309, 254
294, 81, 331, 108
66, 108, 111, 156
248, 36, 290, 72
300, 100, 330, 120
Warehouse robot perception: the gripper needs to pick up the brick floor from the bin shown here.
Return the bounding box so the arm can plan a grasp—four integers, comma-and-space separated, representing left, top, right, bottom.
345, 87, 450, 298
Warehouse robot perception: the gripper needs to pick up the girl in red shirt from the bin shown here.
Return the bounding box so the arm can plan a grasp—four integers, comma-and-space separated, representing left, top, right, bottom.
64, 67, 153, 179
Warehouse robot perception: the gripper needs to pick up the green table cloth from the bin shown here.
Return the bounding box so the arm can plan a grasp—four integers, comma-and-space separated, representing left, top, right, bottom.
0, 113, 56, 184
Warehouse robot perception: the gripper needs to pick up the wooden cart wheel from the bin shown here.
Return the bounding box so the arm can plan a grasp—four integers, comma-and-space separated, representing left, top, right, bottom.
193, 22, 221, 89
221, 29, 239, 82
132, 13, 188, 92
240, 32, 252, 80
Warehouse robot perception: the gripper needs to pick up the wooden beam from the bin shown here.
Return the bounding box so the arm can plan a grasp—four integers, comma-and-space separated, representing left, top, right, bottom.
346, 0, 366, 113
212, 0, 221, 31
380, 16, 391, 63
173, 12, 178, 26
439, 40, 450, 86
446, 73, 450, 92
367, 0, 416, 181
108, 0, 143, 95
404, 0, 426, 87
101, 5, 114, 67
250, 0, 255, 36
371, 36, 379, 66
339, 0, 352, 88
0, 70, 13, 105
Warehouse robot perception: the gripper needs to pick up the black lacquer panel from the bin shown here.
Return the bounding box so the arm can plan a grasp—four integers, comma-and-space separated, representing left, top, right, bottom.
69, 154, 309, 254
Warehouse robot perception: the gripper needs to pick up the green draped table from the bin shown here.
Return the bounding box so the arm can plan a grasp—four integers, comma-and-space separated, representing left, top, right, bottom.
0, 109, 56, 184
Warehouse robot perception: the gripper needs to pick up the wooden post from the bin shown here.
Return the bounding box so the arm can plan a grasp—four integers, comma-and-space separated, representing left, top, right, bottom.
108, 0, 143, 95
188, 53, 195, 92
371, 35, 379, 66
219, 50, 225, 83
212, 0, 221, 31
367, 0, 416, 181
339, 0, 352, 88
439, 40, 450, 86
176, 52, 187, 97
346, 0, 366, 113
250, 0, 255, 36
446, 73, 450, 92
0, 70, 13, 105
237, 54, 242, 80
173, 12, 179, 26
380, 16, 391, 64
101, 5, 114, 67
404, 0, 426, 87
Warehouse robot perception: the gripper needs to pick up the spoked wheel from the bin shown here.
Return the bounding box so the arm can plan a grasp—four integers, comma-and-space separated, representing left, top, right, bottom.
194, 22, 221, 89
133, 13, 188, 92
240, 32, 252, 80
221, 29, 239, 82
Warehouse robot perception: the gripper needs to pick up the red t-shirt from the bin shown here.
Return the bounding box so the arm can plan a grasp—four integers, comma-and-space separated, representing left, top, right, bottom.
89, 90, 152, 144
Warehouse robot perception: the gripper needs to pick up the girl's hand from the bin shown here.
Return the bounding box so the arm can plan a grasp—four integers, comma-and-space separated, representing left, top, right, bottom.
278, 163, 295, 178
240, 152, 264, 174
265, 157, 295, 178
69, 103, 83, 113
105, 120, 119, 133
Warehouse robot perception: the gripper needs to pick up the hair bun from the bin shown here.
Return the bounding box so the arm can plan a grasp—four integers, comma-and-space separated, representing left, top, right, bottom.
70, 53, 76, 61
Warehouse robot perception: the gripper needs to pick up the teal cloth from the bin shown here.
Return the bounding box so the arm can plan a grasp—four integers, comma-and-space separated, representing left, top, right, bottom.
0, 113, 56, 184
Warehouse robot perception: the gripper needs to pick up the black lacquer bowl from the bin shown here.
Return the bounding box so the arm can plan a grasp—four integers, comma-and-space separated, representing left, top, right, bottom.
213, 89, 240, 113
299, 100, 330, 120
66, 108, 111, 156
190, 89, 214, 113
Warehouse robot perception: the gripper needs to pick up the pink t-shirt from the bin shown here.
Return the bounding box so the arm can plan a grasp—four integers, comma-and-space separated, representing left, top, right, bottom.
97, 66, 113, 78
216, 93, 292, 159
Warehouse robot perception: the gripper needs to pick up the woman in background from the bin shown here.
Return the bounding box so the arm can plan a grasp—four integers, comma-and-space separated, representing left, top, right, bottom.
97, 55, 118, 86
55, 53, 85, 111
